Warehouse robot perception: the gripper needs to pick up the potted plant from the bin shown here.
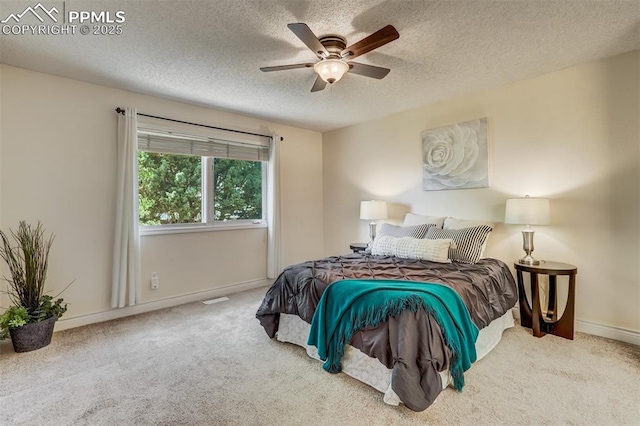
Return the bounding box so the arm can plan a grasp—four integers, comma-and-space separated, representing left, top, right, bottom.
0, 221, 68, 352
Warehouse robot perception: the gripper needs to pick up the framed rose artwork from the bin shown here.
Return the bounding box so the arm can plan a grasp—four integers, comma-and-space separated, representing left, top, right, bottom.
421, 118, 489, 191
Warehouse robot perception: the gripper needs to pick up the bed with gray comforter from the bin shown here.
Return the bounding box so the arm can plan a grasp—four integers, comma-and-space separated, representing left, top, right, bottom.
256, 253, 517, 411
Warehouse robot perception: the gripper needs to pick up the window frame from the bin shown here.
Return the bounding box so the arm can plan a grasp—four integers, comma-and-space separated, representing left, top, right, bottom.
137, 127, 269, 237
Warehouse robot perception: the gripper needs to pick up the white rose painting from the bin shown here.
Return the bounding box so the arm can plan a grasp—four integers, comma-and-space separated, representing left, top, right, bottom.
422, 118, 489, 190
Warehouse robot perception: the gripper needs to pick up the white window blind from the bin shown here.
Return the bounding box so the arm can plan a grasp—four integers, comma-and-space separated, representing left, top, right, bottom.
137, 128, 269, 161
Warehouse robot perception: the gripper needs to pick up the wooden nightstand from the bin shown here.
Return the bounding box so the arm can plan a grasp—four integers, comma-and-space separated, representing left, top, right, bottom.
515, 261, 577, 340
350, 243, 369, 253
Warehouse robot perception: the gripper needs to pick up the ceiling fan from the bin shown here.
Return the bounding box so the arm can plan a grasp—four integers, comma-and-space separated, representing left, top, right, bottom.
260, 23, 399, 92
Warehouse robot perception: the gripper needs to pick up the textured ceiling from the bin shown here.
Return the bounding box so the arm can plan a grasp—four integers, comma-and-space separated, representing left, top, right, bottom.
1, 0, 639, 132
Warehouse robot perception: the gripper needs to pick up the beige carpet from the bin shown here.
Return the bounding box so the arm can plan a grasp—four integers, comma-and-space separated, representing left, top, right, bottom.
0, 286, 638, 426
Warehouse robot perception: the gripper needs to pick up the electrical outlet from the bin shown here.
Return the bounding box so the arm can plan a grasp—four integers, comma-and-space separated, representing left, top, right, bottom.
150, 272, 159, 290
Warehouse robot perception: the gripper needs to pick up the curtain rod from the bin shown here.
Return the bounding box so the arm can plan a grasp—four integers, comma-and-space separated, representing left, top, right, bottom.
115, 107, 281, 141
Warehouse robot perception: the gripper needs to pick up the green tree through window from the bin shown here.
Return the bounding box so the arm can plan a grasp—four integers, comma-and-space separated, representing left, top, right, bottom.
138, 152, 202, 225
138, 152, 263, 226
213, 158, 262, 221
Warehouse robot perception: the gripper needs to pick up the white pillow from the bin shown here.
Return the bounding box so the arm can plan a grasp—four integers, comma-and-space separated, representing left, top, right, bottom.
371, 235, 398, 256
371, 236, 456, 263
443, 218, 494, 258
395, 237, 456, 263
443, 217, 494, 230
366, 223, 434, 253
403, 213, 446, 229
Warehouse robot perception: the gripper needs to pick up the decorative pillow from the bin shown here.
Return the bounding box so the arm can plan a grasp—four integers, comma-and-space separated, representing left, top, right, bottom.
443, 218, 495, 258
403, 213, 446, 229
425, 226, 493, 264
377, 223, 434, 239
370, 235, 398, 256
443, 217, 494, 230
371, 235, 456, 263
395, 237, 456, 263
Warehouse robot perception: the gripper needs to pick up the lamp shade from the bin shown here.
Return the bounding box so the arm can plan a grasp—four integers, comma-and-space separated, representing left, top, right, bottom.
314, 59, 349, 84
505, 196, 550, 225
360, 201, 388, 221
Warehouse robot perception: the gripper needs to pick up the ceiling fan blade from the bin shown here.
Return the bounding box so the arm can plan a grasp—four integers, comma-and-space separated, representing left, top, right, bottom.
287, 23, 329, 58
260, 63, 315, 72
341, 25, 399, 60
348, 62, 391, 79
311, 76, 327, 92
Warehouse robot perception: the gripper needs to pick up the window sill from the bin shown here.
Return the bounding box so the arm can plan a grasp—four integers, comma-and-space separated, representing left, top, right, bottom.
140, 222, 267, 236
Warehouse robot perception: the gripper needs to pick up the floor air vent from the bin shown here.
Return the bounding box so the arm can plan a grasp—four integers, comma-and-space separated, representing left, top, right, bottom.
201, 296, 229, 305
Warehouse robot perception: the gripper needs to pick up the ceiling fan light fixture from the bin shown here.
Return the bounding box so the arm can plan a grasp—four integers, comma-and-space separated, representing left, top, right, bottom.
314, 59, 349, 84
262, 23, 399, 92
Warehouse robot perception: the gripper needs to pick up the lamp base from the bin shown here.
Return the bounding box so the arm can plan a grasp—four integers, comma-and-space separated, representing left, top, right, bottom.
519, 227, 541, 265
368, 221, 377, 245
518, 254, 541, 265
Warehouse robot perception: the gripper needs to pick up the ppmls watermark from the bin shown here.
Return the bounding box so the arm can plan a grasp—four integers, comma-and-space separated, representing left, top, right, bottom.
1, 2, 126, 36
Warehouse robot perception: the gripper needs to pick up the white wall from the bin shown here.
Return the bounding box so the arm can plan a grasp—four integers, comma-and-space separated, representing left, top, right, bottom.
323, 51, 640, 332
0, 65, 323, 321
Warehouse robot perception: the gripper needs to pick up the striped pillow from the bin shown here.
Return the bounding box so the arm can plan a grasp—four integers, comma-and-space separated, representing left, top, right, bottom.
425, 225, 493, 264
377, 223, 433, 239
443, 218, 494, 258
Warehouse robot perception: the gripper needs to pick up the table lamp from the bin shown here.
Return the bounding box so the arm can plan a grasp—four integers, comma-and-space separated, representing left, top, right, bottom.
505, 195, 550, 265
360, 201, 388, 244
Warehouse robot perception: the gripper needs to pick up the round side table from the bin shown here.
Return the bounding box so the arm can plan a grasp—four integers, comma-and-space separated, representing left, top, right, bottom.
514, 261, 577, 340
349, 243, 368, 253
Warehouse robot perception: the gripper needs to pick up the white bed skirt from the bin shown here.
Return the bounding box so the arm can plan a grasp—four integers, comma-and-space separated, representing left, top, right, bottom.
276, 310, 514, 407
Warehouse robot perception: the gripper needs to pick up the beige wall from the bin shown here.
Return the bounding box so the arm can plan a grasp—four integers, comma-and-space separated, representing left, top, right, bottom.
0, 65, 5, 311
2, 51, 637, 334
323, 51, 640, 332
0, 65, 323, 319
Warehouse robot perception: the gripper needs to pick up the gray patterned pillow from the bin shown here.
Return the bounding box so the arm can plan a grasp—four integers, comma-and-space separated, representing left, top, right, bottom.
377, 223, 434, 239
425, 225, 493, 264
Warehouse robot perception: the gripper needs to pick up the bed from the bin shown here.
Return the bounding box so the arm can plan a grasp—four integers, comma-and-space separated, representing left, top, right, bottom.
256, 251, 518, 411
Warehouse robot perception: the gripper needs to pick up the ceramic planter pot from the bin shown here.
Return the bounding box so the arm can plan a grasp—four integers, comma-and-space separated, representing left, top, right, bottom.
9, 315, 56, 353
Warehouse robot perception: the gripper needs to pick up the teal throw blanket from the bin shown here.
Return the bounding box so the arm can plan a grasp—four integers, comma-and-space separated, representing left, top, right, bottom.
307, 279, 479, 391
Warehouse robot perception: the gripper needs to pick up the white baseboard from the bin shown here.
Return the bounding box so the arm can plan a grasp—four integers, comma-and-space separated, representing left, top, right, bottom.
511, 307, 639, 346
54, 278, 270, 332
575, 319, 640, 346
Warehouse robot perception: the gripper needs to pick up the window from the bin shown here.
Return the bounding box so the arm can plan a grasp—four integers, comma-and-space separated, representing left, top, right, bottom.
138, 152, 202, 225
212, 158, 263, 221
137, 127, 268, 232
